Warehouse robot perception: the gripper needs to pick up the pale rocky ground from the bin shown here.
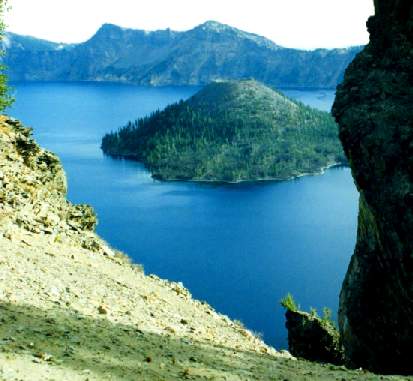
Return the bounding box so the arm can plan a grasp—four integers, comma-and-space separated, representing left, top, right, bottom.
0, 116, 411, 380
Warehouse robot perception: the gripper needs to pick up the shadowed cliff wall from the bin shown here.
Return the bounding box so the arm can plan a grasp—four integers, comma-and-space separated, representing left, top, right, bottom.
333, 0, 413, 373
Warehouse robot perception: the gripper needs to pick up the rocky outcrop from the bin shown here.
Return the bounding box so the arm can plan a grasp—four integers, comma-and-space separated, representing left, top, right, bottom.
0, 116, 115, 254
332, 0, 413, 373
284, 309, 344, 365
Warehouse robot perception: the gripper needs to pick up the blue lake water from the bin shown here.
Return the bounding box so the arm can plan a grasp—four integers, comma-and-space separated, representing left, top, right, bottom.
8, 82, 358, 348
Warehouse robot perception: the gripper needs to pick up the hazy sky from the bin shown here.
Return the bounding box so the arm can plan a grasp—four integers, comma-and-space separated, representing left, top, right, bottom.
5, 0, 374, 49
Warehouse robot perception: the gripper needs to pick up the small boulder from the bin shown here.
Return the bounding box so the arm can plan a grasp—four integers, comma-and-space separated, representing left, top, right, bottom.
98, 305, 108, 315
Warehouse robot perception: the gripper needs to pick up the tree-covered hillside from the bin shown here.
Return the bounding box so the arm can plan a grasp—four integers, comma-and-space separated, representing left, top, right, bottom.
102, 80, 345, 182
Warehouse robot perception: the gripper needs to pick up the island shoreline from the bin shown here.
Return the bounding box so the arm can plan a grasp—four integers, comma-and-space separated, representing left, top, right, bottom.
102, 153, 347, 184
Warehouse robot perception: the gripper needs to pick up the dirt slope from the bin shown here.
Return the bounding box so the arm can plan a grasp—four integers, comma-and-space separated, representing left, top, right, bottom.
0, 116, 409, 380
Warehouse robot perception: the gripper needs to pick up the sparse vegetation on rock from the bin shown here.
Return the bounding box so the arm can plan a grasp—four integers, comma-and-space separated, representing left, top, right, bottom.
281, 296, 344, 366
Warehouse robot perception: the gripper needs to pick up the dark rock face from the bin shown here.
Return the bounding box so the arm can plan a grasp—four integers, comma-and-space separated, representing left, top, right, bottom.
285, 310, 344, 365
332, 0, 413, 373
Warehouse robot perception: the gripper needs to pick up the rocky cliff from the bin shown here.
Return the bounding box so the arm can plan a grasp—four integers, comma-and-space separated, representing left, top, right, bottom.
0, 117, 100, 250
332, 0, 413, 373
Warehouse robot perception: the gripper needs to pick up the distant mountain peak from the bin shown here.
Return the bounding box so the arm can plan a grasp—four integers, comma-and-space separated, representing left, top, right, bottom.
198, 20, 232, 32
94, 23, 126, 36
92, 23, 178, 40
190, 20, 281, 50
88, 23, 132, 43
203, 20, 223, 26
99, 23, 123, 31
3, 31, 71, 51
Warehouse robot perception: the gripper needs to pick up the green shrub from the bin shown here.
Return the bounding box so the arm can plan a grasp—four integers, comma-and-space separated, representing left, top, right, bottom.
309, 307, 318, 318
280, 293, 299, 312
321, 307, 337, 328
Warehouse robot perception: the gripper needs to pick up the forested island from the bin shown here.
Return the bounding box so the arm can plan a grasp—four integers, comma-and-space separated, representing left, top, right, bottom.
101, 80, 345, 182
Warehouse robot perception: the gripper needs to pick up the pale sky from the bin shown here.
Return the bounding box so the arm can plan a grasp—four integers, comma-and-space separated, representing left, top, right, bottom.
5, 0, 374, 50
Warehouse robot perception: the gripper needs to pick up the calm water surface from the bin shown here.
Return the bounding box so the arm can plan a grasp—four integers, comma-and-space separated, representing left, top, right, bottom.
9, 82, 357, 348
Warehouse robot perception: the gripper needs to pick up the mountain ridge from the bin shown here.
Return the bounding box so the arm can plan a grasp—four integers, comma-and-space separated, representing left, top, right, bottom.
3, 21, 363, 88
